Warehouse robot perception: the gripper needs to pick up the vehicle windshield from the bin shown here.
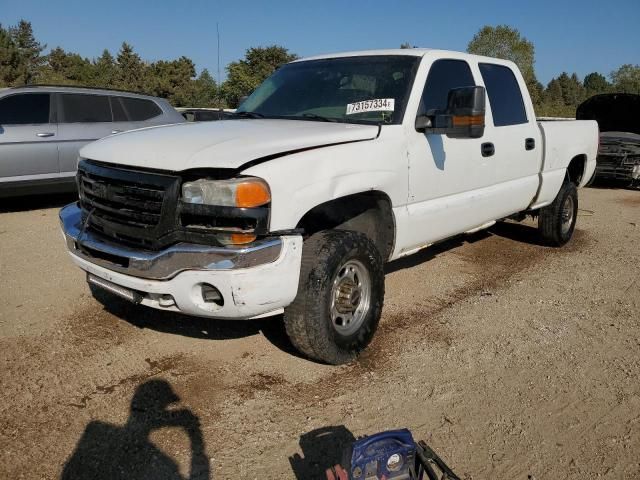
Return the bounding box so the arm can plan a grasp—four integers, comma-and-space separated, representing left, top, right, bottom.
236, 55, 420, 125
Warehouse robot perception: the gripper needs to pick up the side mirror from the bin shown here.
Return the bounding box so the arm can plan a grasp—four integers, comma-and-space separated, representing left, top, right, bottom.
415, 86, 486, 138
238, 95, 249, 108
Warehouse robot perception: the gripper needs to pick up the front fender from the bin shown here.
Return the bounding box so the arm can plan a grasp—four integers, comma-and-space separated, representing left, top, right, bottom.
242, 131, 408, 231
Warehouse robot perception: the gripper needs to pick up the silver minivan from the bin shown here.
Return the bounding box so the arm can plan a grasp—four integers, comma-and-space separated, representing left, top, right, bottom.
0, 86, 185, 197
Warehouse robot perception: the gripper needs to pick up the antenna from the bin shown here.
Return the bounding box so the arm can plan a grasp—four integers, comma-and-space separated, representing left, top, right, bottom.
216, 22, 221, 108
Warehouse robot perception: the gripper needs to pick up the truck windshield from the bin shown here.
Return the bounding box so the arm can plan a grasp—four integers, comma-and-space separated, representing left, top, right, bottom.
236, 55, 420, 125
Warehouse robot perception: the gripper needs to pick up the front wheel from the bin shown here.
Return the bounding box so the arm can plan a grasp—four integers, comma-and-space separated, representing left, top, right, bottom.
284, 230, 384, 365
538, 181, 578, 246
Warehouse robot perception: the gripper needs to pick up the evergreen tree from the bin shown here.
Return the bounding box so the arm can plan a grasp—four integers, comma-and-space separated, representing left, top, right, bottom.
39, 47, 93, 85
93, 49, 117, 87
9, 20, 46, 84
145, 56, 197, 104
583, 72, 610, 97
187, 69, 218, 107
0, 24, 19, 86
116, 42, 145, 91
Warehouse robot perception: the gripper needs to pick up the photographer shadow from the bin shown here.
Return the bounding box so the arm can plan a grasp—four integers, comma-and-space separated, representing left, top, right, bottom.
61, 379, 210, 480
289, 425, 355, 480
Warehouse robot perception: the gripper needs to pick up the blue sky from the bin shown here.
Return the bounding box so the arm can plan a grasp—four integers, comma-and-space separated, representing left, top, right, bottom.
2, 0, 638, 85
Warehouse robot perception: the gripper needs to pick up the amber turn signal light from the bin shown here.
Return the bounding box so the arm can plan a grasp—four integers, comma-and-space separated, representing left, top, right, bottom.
452, 115, 484, 127
235, 180, 271, 208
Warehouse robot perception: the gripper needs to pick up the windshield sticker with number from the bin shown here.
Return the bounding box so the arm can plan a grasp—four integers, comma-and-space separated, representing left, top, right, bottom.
346, 98, 395, 115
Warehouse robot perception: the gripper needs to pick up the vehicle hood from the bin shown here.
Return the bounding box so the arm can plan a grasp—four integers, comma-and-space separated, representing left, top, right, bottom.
576, 93, 640, 135
80, 119, 379, 171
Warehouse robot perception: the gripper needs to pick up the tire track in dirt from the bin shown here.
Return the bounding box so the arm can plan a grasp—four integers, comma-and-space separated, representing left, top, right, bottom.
618, 195, 640, 207
190, 226, 593, 454
0, 222, 595, 476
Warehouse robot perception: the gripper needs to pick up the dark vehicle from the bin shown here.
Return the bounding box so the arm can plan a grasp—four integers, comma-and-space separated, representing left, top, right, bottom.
577, 93, 640, 185
178, 108, 235, 122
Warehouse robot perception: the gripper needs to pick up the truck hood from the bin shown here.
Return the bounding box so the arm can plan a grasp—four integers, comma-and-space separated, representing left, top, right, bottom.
80, 119, 379, 171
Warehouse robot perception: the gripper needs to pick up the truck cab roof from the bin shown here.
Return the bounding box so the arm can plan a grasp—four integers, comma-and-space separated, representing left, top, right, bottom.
294, 48, 518, 69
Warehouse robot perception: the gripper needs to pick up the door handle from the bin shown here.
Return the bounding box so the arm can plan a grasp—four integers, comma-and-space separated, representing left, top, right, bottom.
481, 142, 495, 157
525, 138, 535, 150
36, 132, 55, 138
111, 129, 123, 134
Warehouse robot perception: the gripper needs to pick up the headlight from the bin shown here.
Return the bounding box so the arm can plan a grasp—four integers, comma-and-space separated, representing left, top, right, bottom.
182, 177, 270, 208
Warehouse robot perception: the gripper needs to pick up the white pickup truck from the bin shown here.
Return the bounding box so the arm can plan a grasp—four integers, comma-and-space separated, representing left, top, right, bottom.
60, 49, 598, 364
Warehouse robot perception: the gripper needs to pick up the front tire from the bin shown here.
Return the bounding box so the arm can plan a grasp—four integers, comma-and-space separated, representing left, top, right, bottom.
284, 230, 384, 365
538, 181, 578, 246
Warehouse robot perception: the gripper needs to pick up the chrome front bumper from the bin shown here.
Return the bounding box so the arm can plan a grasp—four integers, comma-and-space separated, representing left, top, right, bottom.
59, 202, 284, 280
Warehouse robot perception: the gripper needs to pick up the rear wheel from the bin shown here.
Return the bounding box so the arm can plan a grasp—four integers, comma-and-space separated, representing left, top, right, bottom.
538, 180, 578, 246
284, 230, 384, 365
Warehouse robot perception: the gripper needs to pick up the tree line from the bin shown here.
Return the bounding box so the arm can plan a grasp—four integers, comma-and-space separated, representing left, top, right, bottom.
0, 20, 296, 108
1, 20, 639, 116
466, 25, 640, 117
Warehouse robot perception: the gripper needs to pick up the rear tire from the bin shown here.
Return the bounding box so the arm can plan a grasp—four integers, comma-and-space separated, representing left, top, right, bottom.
538, 181, 578, 246
284, 230, 384, 365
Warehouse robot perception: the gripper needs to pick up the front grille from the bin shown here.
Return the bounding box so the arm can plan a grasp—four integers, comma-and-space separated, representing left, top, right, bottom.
76, 160, 270, 251
597, 154, 623, 167
78, 160, 180, 249
80, 172, 164, 226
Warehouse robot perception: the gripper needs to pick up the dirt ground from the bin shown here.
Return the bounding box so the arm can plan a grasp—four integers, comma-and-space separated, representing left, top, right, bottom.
0, 185, 638, 479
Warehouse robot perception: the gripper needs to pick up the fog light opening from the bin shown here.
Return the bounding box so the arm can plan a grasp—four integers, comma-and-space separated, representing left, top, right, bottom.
201, 284, 224, 306
158, 294, 175, 308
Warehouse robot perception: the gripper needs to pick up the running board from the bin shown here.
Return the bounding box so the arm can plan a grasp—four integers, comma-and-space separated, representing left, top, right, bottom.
465, 220, 496, 234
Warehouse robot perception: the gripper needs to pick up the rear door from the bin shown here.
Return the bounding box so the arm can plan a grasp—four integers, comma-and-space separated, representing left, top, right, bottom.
476, 63, 541, 205
56, 93, 116, 174
404, 58, 495, 249
0, 92, 59, 179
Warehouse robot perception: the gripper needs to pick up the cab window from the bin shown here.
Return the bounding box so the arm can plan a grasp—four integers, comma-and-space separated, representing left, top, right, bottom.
0, 93, 51, 125
478, 63, 527, 126
420, 60, 475, 115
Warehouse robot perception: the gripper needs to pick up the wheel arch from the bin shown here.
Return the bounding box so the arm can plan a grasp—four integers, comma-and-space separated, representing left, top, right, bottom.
295, 190, 396, 261
567, 154, 588, 185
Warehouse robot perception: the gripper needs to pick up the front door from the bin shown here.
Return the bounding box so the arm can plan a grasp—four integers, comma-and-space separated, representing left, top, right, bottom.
403, 58, 495, 252
0, 92, 59, 180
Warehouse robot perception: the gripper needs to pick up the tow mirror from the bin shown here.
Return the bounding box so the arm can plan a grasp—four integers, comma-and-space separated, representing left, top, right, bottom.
415, 85, 486, 138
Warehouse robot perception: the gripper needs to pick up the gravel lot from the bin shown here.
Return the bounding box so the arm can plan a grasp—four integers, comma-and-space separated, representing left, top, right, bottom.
0, 186, 638, 479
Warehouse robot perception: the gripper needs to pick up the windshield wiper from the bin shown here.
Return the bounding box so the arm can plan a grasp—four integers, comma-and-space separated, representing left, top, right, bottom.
233, 111, 265, 119
301, 113, 338, 123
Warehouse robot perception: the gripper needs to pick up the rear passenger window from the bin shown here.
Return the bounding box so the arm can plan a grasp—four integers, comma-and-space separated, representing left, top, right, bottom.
61, 94, 112, 123
121, 97, 162, 121
479, 63, 527, 126
0, 93, 50, 124
420, 59, 475, 114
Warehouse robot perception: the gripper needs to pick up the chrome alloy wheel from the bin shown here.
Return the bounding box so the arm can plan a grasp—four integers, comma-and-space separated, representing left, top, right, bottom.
561, 195, 575, 235
330, 259, 371, 336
